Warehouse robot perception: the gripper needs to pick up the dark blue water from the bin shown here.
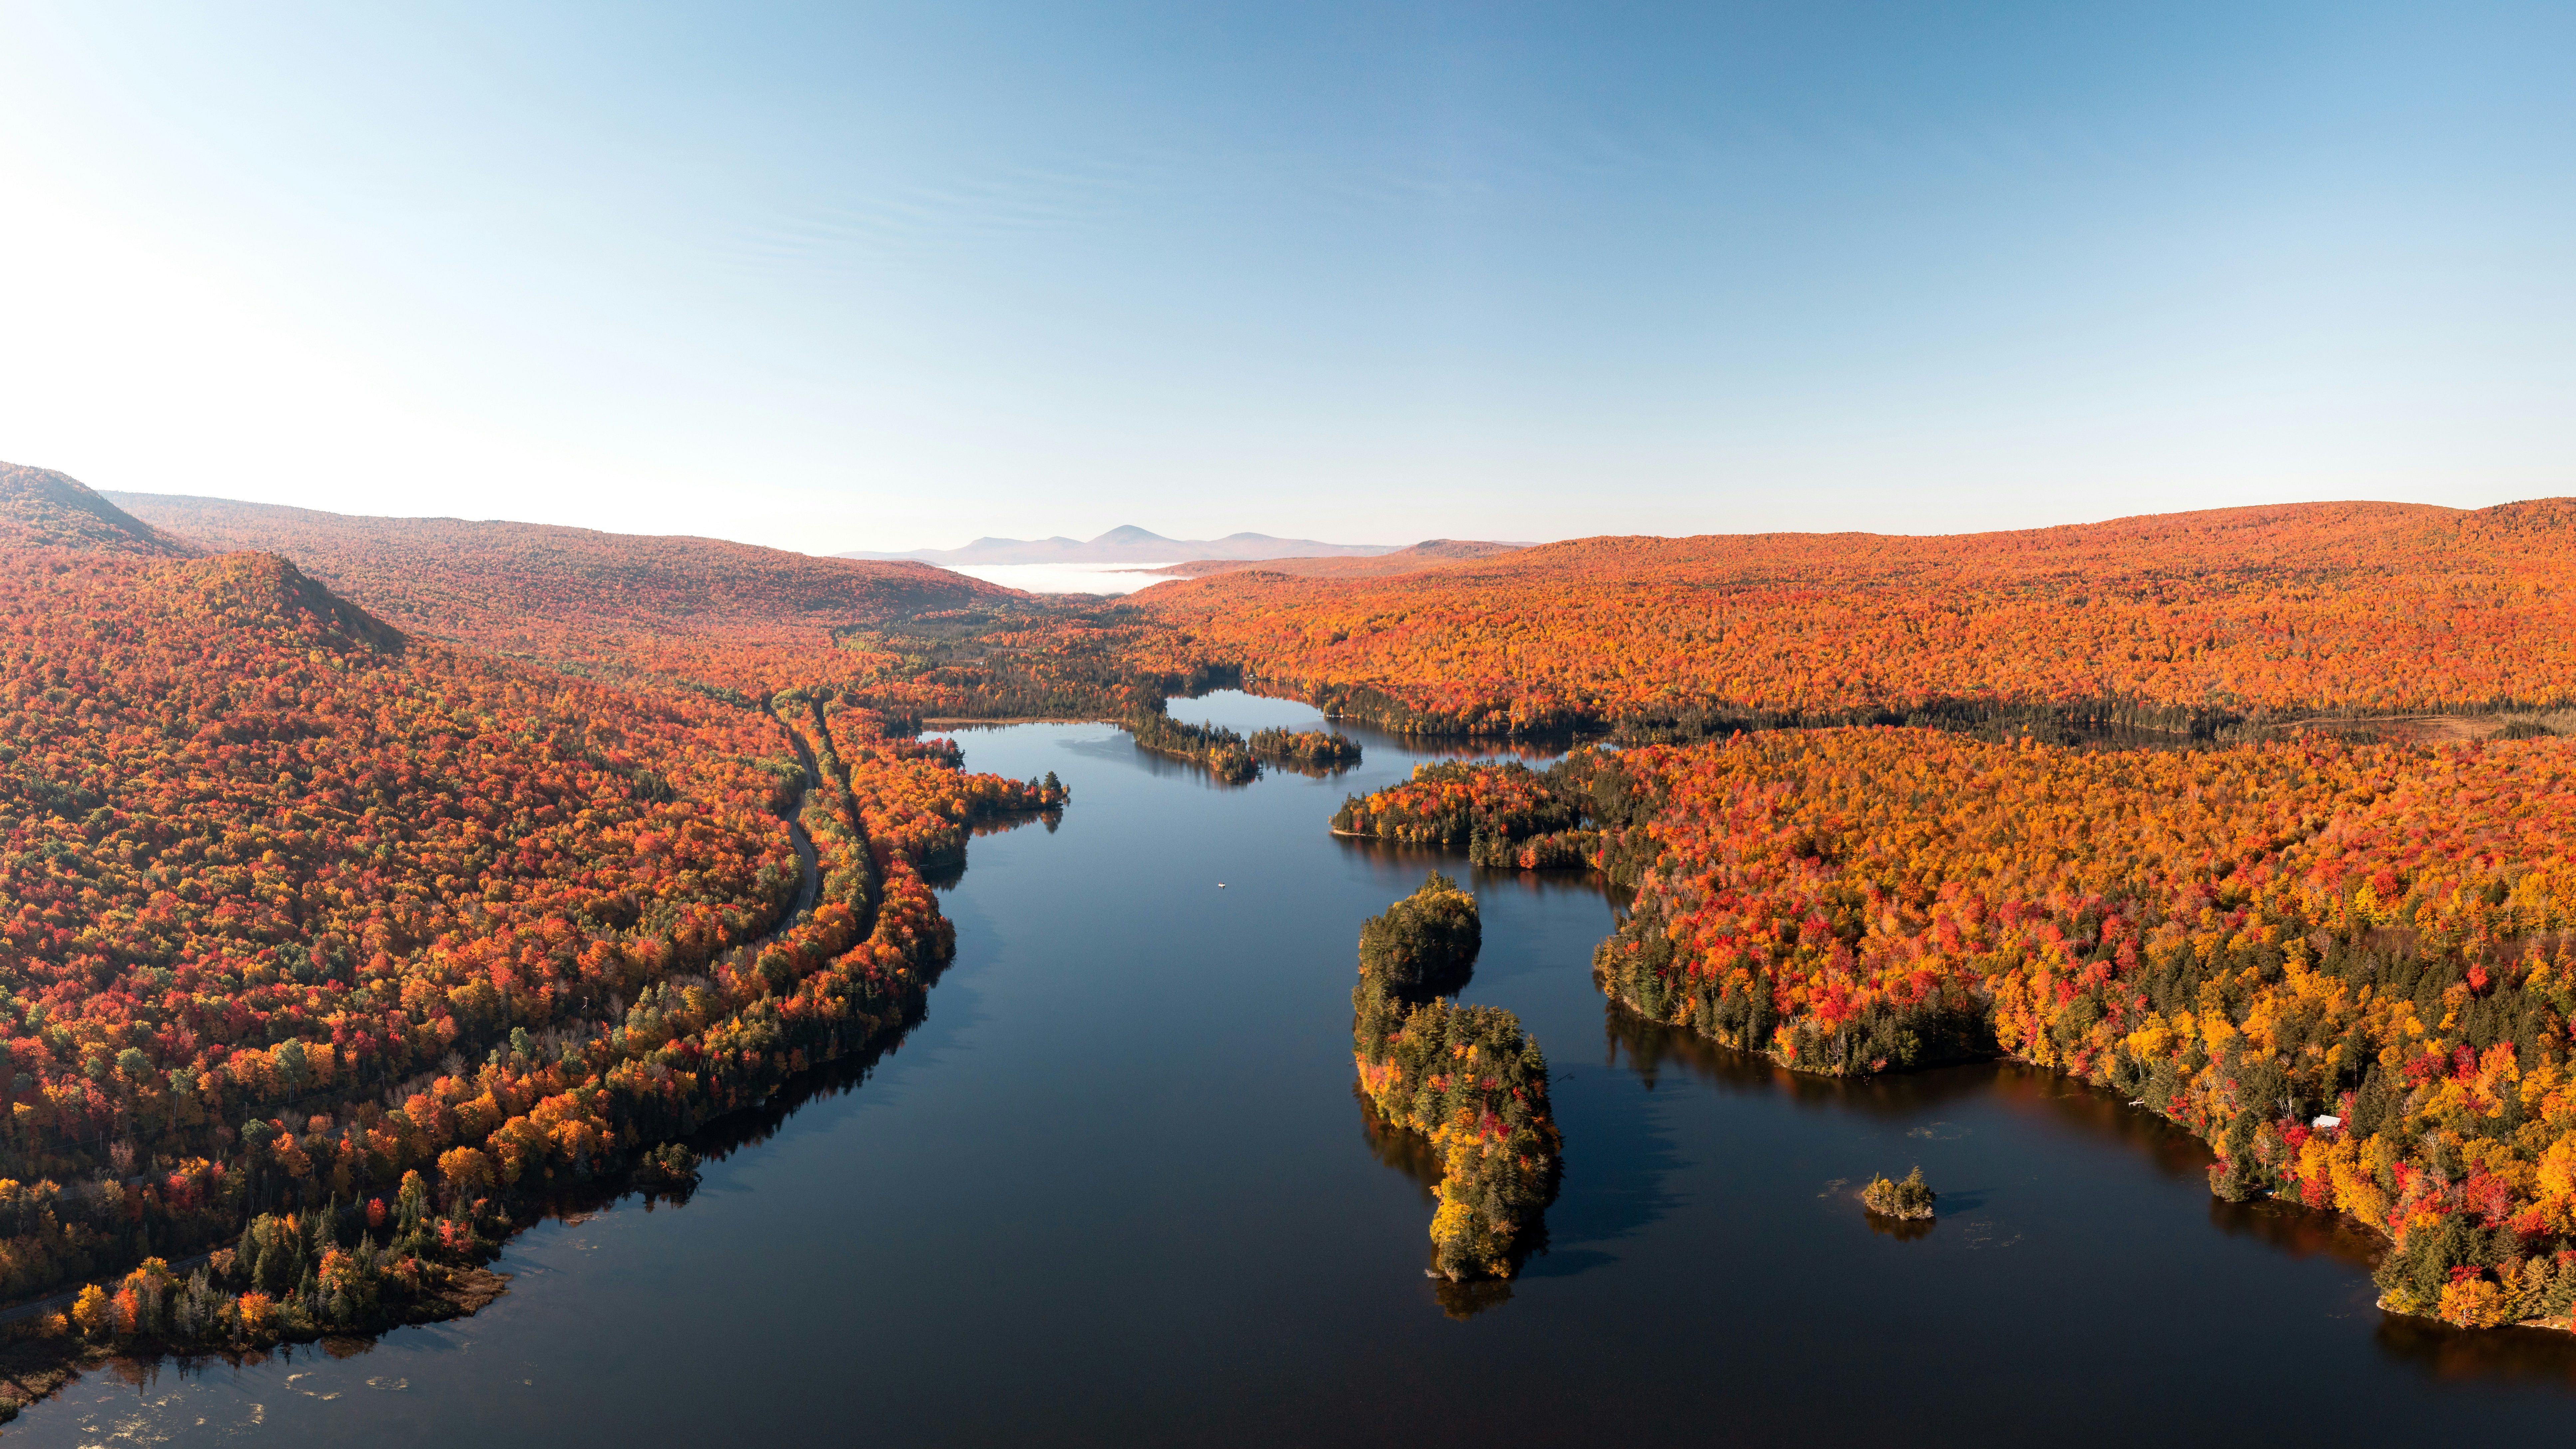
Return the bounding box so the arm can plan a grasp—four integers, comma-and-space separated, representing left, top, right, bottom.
16, 692, 2576, 1445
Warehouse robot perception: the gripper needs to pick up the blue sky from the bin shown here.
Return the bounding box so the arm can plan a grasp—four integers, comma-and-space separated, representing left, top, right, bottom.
0, 3, 2568, 553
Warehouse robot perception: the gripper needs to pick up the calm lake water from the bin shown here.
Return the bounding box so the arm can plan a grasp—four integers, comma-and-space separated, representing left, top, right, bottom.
19, 692, 2576, 1445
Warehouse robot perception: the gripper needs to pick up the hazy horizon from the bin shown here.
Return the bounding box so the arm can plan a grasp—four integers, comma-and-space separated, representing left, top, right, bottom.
5, 3, 2571, 555
75, 473, 2576, 561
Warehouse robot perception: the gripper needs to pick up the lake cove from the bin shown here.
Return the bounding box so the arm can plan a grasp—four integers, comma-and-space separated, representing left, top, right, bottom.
15, 692, 2576, 1446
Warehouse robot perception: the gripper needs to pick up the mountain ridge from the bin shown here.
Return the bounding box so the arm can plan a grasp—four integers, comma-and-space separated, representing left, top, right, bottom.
839, 524, 1396, 566
102, 489, 1036, 697
0, 463, 203, 557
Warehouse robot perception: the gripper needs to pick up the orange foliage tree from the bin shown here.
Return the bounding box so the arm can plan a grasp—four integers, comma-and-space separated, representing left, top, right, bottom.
1135, 500, 2576, 736
0, 545, 1065, 1331
1385, 725, 2576, 1326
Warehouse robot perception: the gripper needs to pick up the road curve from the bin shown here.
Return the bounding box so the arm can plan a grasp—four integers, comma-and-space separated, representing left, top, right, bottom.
764, 708, 824, 930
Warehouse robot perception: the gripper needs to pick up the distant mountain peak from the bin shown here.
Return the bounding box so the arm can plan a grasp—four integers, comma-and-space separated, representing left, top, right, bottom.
1092, 525, 1175, 546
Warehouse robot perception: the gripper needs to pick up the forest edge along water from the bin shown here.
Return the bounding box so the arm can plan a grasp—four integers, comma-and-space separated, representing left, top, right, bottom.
7, 690, 2576, 1446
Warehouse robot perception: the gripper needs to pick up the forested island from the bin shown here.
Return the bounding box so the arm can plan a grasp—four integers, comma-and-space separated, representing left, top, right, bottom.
1863, 1168, 1936, 1222
1121, 693, 1358, 783
1248, 725, 1362, 773
1351, 875, 1558, 1283
1333, 759, 1606, 869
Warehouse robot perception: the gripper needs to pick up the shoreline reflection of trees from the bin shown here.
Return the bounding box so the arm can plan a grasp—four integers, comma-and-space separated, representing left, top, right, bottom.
1353, 1087, 1541, 1322
1329, 834, 1635, 904
921, 807, 1064, 891
42, 798, 1044, 1408
1606, 996, 2215, 1174
1123, 738, 1255, 788
1163, 689, 1571, 769
663, 974, 944, 1175
1279, 710, 1569, 768
1354, 1083, 1443, 1206
1605, 999, 2576, 1381
78, 1323, 386, 1404
35, 995, 955, 1408
1864, 1210, 1933, 1243
2374, 1312, 2576, 1383
1602, 1000, 1996, 1113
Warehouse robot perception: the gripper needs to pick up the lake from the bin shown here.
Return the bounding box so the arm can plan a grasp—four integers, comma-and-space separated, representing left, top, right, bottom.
16, 692, 2576, 1445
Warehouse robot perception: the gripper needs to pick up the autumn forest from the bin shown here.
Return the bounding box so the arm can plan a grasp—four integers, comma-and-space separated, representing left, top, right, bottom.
4, 459, 2576, 1419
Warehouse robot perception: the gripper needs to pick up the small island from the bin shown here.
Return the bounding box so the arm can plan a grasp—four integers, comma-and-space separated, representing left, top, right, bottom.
1124, 697, 1259, 781
1248, 724, 1361, 772
1862, 1167, 1937, 1221
1120, 696, 1356, 783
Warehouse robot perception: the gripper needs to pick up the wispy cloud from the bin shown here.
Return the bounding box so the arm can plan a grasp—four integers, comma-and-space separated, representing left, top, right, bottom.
718, 150, 1182, 276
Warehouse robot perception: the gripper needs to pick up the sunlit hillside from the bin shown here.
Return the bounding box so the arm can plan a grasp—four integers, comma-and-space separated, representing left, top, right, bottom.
0, 465, 199, 558
1132, 500, 2576, 735
112, 491, 1039, 698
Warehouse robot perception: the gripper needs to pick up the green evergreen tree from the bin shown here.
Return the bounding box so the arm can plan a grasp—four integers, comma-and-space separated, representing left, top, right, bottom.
1358, 871, 1482, 997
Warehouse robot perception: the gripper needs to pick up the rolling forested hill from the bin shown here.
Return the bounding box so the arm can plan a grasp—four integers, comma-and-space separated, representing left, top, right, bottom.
0, 465, 201, 558
1128, 500, 2576, 737
110, 491, 1036, 698
0, 472, 1064, 1380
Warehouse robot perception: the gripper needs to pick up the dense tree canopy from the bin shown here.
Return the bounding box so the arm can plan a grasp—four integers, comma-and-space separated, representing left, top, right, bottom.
0, 543, 1061, 1361
1357, 872, 1482, 998
1386, 726, 2576, 1326
0, 466, 195, 558
111, 492, 1035, 701
1134, 499, 2576, 735
1354, 957, 1556, 1283
17, 471, 2576, 1366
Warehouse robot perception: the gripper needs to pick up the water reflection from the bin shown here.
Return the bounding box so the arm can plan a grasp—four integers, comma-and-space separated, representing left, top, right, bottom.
1601, 992, 2576, 1384
1354, 1085, 1441, 1204
1265, 757, 1364, 782
923, 808, 1066, 891
919, 852, 967, 891
1267, 678, 2576, 1405
21, 798, 1047, 1419
1354, 1089, 1528, 1321
1431, 1277, 1515, 1321
1165, 689, 1570, 766
1527, 1057, 1684, 1266
2376, 1314, 2576, 1383
35, 699, 2576, 1444
676, 990, 938, 1169
2205, 1195, 2386, 1270
1864, 1211, 1934, 1243
1601, 1001, 2001, 1118
1328, 831, 1616, 895
1979, 1064, 2219, 1186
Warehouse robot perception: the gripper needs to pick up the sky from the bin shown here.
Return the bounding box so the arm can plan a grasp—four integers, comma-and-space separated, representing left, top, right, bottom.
0, 2, 2569, 555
